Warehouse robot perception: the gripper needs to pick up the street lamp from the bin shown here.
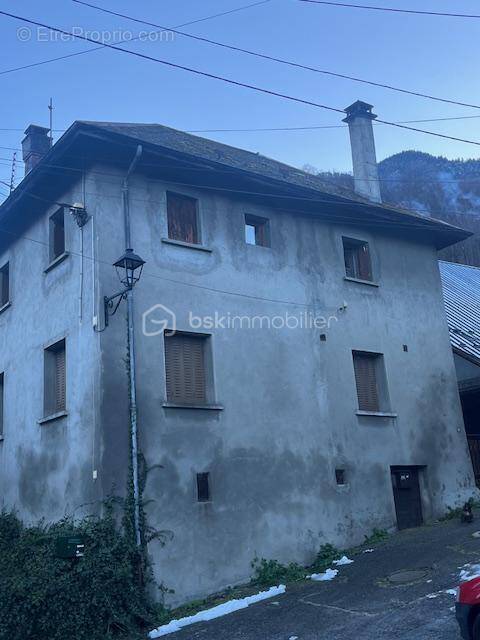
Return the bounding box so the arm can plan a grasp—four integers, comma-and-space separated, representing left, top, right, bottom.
104, 248, 145, 326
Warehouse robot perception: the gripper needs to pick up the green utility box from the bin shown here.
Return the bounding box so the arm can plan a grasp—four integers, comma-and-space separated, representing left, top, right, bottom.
55, 534, 86, 559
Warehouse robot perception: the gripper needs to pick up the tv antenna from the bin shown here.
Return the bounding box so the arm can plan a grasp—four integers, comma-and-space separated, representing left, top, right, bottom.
9, 152, 16, 194
48, 98, 53, 146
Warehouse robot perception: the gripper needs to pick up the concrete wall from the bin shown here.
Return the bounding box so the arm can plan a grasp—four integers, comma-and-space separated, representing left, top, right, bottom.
0, 162, 476, 605
0, 182, 102, 521
89, 165, 476, 604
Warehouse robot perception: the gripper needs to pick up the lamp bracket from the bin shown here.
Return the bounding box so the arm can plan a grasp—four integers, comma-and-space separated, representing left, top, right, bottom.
104, 287, 131, 326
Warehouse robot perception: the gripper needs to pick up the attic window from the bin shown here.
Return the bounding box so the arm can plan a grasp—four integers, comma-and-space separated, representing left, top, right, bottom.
245, 214, 270, 247
50, 208, 65, 260
0, 263, 9, 307
167, 192, 199, 244
343, 237, 372, 281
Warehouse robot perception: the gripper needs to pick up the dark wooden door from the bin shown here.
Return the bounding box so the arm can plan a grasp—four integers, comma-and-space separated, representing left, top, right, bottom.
391, 468, 423, 530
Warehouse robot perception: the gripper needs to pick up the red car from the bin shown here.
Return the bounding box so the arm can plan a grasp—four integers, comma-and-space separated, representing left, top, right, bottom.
456, 578, 480, 639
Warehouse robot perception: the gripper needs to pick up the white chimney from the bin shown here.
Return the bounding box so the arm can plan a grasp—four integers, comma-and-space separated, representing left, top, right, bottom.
343, 101, 381, 203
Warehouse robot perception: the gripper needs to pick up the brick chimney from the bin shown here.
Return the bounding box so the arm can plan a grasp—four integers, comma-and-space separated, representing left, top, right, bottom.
21, 125, 51, 175
343, 101, 381, 203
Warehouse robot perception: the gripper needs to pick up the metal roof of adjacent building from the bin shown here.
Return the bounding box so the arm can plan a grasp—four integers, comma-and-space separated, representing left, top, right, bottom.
439, 260, 480, 364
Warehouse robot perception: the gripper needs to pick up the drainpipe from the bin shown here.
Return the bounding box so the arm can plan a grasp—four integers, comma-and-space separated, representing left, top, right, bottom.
123, 145, 143, 548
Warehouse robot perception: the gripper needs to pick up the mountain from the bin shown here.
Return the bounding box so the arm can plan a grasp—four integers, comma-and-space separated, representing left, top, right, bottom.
312, 151, 480, 266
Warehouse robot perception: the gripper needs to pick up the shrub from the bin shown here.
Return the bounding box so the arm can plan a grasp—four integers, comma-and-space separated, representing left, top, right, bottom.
363, 528, 389, 545
251, 557, 306, 586
0, 505, 159, 640
311, 543, 341, 572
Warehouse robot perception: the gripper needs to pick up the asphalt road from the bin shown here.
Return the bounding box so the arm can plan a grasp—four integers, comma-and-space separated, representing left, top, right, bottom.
168, 519, 480, 639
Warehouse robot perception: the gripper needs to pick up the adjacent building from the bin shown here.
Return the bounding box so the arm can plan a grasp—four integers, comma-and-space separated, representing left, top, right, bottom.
440, 260, 480, 486
0, 104, 476, 603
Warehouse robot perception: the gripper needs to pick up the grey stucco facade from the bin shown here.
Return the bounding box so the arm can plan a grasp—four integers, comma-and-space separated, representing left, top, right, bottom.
0, 123, 477, 605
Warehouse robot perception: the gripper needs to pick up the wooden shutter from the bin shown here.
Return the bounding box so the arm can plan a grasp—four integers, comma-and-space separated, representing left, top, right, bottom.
167, 193, 198, 244
54, 345, 66, 412
357, 243, 372, 281
343, 245, 356, 278
353, 352, 379, 411
165, 334, 206, 405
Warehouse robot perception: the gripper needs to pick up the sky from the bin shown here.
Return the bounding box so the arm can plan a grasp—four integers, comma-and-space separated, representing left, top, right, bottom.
1, 0, 480, 191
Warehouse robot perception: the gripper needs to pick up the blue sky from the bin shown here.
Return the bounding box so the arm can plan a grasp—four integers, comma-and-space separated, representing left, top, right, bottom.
1, 0, 480, 189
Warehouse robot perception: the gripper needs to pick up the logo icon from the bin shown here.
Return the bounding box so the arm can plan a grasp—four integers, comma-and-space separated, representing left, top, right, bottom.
142, 304, 176, 337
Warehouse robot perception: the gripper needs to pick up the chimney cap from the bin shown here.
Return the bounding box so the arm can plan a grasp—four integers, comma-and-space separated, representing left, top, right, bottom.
343, 100, 377, 123
23, 124, 50, 137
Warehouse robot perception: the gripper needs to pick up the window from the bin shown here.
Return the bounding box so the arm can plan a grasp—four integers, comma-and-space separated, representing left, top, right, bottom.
164, 332, 209, 405
167, 192, 199, 244
44, 339, 66, 416
245, 214, 270, 247
196, 472, 211, 502
343, 237, 372, 281
335, 468, 346, 485
0, 263, 9, 306
50, 208, 65, 260
0, 373, 4, 438
352, 350, 389, 413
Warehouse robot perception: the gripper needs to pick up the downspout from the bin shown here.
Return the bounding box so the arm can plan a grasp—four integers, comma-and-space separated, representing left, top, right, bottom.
123, 144, 143, 547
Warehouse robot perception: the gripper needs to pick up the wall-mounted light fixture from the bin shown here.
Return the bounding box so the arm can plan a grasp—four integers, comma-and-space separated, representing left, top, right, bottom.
104, 248, 145, 326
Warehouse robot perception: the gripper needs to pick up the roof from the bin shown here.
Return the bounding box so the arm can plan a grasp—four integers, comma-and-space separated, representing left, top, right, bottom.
78, 121, 367, 201
0, 120, 472, 251
439, 261, 480, 364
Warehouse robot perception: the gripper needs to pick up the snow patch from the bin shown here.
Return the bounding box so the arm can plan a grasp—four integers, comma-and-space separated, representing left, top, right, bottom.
309, 568, 339, 582
363, 549, 374, 553
148, 585, 286, 638
333, 555, 354, 566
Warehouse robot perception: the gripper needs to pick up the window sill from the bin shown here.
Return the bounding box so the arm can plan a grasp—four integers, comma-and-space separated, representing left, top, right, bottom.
161, 238, 212, 253
45, 251, 69, 273
344, 276, 379, 287
343, 276, 380, 287
162, 402, 224, 411
38, 410, 68, 424
0, 301, 11, 316
356, 410, 397, 418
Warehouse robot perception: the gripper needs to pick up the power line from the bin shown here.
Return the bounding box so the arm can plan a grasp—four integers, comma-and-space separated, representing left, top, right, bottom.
298, 0, 480, 19
2, 10, 480, 150
0, 0, 273, 77
2, 113, 480, 136
74, 0, 480, 111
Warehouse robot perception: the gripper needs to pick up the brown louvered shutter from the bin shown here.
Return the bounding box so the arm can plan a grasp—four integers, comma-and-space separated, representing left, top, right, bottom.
165, 334, 206, 405
167, 193, 198, 244
353, 352, 379, 411
357, 243, 372, 281
54, 345, 66, 412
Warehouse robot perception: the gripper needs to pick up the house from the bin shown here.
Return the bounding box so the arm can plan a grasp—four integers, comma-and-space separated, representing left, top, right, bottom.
0, 103, 476, 604
439, 260, 480, 486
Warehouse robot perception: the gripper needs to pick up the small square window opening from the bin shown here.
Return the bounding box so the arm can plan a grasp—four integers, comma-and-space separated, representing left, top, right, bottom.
245, 214, 270, 247
196, 472, 210, 502
335, 469, 346, 485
